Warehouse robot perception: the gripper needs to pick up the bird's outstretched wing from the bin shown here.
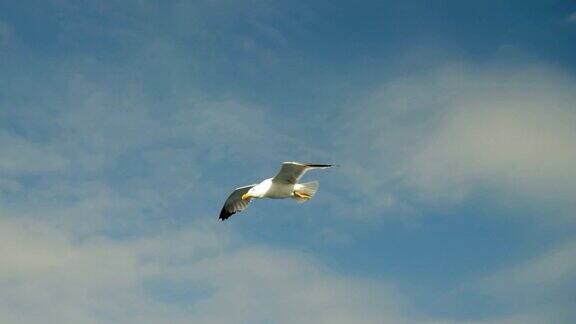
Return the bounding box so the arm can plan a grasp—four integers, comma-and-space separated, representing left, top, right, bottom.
219, 184, 256, 220
272, 162, 333, 184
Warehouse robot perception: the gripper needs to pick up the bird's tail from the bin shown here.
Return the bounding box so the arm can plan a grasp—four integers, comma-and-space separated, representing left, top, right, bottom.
293, 181, 319, 203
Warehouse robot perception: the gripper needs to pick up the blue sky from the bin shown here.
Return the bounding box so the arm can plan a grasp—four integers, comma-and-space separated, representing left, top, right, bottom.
1, 1, 576, 323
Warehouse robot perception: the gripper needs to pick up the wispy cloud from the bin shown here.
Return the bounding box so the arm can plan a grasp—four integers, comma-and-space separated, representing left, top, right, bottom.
335, 63, 576, 221
0, 216, 406, 323
0, 131, 68, 175
466, 238, 576, 323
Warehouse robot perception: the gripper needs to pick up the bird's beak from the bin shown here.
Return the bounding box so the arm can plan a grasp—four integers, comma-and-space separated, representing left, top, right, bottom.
241, 193, 252, 201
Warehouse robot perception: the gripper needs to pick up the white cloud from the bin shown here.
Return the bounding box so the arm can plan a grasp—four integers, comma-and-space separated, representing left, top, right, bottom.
0, 131, 68, 175
0, 216, 407, 324
482, 239, 576, 291
337, 64, 576, 220
412, 237, 576, 323
402, 71, 576, 206
455, 238, 576, 323
566, 12, 576, 23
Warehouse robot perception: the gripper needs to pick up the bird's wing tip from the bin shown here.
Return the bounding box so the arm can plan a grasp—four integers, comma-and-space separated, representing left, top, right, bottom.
305, 163, 335, 168
282, 161, 337, 168
219, 208, 233, 221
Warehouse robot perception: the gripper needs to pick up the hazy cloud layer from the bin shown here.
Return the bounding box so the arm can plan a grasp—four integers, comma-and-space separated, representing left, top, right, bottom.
0, 216, 407, 324
336, 64, 576, 221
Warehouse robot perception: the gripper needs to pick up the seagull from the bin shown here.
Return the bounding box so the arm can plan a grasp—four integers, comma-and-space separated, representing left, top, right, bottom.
219, 162, 333, 220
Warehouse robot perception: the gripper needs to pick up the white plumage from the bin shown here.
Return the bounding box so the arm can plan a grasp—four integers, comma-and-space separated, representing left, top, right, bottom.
219, 162, 333, 220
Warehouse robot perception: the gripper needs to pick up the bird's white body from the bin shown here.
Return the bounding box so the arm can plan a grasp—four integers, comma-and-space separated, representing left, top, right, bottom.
246, 178, 294, 199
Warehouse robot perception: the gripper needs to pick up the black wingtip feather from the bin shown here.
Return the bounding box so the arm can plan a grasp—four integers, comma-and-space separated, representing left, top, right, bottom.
219, 207, 235, 221
305, 164, 333, 167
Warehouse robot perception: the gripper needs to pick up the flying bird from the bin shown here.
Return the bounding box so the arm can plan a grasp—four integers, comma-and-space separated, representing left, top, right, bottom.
219, 162, 333, 220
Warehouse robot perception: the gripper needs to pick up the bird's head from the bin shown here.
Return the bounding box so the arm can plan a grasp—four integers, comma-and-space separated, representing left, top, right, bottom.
241, 192, 252, 201
241, 186, 264, 200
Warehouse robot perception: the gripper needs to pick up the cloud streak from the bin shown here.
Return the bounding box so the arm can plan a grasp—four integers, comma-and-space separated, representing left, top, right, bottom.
0, 216, 407, 324
336, 63, 576, 221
